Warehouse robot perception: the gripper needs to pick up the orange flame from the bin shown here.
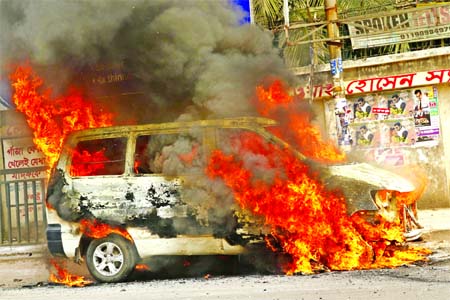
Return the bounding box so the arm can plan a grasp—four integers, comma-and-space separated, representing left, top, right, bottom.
10, 64, 114, 170
79, 219, 133, 241
256, 79, 345, 163
207, 79, 429, 274
49, 259, 92, 287
255, 80, 292, 115
396, 166, 428, 208
208, 141, 368, 274
70, 149, 108, 176
207, 138, 429, 274
135, 264, 150, 271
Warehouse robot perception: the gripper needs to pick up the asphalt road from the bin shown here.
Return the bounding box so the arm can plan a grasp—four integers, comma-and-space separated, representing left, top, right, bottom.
1, 225, 450, 300
1, 261, 450, 300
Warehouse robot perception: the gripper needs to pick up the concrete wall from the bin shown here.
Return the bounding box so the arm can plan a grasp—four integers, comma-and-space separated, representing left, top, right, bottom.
439, 84, 450, 206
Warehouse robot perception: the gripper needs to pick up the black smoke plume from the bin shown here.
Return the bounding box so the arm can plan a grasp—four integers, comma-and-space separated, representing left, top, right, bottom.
1, 0, 297, 122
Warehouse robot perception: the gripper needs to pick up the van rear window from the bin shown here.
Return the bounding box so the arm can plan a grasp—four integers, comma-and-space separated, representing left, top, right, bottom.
69, 137, 127, 176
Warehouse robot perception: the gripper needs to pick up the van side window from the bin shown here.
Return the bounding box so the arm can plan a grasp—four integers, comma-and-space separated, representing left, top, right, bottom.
70, 137, 127, 176
134, 133, 202, 175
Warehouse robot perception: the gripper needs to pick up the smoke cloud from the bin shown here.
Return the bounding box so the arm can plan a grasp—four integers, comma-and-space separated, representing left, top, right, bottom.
1, 0, 297, 121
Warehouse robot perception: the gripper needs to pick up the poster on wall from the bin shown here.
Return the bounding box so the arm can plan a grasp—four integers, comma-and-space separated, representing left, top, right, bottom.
413, 86, 440, 146
2, 137, 47, 181
331, 86, 440, 165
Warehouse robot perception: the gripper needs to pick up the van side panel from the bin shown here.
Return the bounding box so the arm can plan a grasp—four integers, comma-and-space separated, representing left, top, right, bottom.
127, 228, 246, 256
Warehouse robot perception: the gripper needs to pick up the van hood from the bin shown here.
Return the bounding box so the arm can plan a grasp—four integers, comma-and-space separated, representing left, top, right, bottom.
328, 162, 415, 193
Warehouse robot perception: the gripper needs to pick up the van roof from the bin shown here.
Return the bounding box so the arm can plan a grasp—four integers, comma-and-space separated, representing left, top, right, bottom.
68, 116, 278, 139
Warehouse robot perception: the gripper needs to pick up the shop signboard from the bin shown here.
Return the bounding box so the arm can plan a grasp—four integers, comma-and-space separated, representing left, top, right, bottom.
2, 136, 47, 181
347, 5, 450, 49
295, 69, 449, 101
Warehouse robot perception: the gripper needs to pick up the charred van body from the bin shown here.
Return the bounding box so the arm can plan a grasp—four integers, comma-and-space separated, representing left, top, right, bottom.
45, 117, 415, 283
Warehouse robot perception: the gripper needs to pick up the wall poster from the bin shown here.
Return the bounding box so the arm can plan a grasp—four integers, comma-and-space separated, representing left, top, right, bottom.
330, 86, 440, 166
2, 136, 47, 181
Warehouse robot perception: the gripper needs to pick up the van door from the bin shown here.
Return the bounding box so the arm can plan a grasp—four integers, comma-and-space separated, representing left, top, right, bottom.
69, 136, 130, 224
129, 132, 211, 237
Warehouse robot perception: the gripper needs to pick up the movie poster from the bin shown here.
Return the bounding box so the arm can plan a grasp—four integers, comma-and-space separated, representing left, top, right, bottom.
412, 86, 440, 146
330, 86, 440, 165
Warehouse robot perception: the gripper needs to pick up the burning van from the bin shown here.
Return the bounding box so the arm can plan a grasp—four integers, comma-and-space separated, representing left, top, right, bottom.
45, 117, 419, 283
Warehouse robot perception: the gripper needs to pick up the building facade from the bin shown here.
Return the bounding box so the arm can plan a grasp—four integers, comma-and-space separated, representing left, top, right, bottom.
294, 47, 450, 208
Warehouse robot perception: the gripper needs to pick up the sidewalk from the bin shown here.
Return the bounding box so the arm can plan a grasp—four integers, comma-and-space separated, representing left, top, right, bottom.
418, 208, 450, 232
0, 244, 47, 261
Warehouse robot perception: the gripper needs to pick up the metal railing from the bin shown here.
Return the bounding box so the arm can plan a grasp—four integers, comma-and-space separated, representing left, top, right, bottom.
0, 178, 47, 245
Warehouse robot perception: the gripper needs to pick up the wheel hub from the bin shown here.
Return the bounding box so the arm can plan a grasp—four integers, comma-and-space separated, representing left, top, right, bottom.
93, 241, 124, 276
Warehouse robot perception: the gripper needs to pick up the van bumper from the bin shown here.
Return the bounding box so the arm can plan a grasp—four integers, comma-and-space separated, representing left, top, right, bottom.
46, 223, 66, 257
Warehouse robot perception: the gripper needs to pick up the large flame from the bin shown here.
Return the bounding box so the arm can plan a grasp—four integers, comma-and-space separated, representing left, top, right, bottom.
10, 65, 114, 170
207, 79, 430, 274
207, 142, 368, 274
11, 64, 120, 285
256, 80, 345, 163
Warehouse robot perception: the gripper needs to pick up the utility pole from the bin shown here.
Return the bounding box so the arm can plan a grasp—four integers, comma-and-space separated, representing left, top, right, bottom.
324, 0, 344, 100
283, 0, 289, 27
324, 0, 347, 146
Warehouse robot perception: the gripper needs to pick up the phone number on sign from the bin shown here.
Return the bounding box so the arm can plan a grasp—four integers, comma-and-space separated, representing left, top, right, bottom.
400, 25, 450, 40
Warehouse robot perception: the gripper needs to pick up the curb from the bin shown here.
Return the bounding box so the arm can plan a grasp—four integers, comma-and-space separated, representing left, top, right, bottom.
418, 209, 450, 232
0, 244, 46, 261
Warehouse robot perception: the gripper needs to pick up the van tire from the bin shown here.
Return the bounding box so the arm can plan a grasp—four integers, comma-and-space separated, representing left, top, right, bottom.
85, 234, 137, 283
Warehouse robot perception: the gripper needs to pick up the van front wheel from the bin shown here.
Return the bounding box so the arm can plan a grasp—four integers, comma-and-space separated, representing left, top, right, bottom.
86, 234, 137, 283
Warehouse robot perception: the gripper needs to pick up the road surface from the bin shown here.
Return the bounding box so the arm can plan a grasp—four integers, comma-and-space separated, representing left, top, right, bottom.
1, 229, 450, 300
